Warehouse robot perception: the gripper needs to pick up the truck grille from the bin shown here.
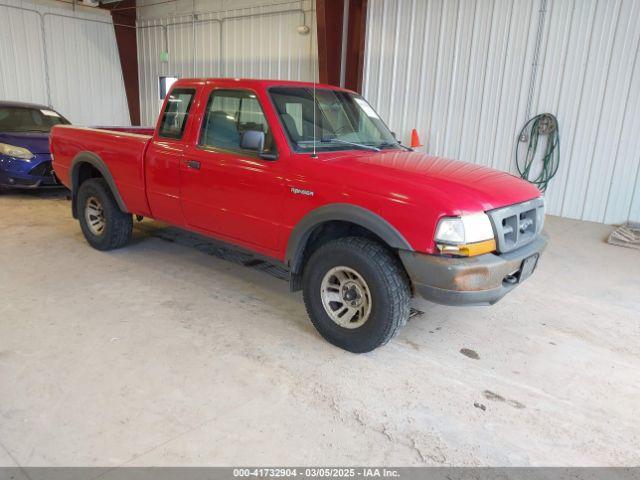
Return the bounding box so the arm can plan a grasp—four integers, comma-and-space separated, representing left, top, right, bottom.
487, 197, 545, 253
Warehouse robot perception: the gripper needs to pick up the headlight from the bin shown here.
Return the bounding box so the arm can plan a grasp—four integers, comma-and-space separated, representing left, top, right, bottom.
435, 213, 496, 256
434, 217, 466, 244
0, 143, 34, 160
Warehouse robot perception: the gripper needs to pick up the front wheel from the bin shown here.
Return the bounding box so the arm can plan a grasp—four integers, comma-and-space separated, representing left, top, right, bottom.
302, 237, 411, 353
77, 178, 132, 251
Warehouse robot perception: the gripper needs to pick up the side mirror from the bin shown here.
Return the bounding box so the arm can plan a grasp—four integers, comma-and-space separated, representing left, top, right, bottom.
240, 130, 264, 151
240, 130, 278, 160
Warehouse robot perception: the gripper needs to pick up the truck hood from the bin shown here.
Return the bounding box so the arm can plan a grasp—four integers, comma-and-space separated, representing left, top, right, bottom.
320, 149, 542, 213
0, 131, 51, 154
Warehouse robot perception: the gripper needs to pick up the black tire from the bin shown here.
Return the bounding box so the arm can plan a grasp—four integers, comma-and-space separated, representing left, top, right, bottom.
77, 178, 132, 251
302, 237, 411, 353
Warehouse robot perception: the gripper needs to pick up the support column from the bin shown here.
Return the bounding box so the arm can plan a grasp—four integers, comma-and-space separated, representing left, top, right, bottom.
316, 0, 345, 86
343, 0, 368, 93
316, 0, 368, 92
101, 0, 141, 126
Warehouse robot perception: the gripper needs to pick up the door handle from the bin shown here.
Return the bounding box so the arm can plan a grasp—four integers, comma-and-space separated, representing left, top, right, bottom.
186, 160, 201, 170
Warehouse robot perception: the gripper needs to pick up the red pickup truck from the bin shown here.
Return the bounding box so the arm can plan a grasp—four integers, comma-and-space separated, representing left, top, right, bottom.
51, 78, 547, 352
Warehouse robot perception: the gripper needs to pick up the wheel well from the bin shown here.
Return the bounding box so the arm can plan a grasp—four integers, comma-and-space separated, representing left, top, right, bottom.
289, 220, 402, 291
71, 162, 104, 218
76, 162, 103, 187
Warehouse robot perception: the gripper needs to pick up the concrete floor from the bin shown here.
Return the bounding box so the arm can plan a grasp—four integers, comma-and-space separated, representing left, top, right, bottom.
0, 189, 639, 467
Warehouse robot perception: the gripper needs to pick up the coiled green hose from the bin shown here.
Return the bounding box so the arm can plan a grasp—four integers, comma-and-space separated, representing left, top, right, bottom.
516, 113, 560, 192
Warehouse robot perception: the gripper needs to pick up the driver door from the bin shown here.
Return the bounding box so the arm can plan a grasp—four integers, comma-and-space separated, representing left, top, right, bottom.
180, 88, 285, 255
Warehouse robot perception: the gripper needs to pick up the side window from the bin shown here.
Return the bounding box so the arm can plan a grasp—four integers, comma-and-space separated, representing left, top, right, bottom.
158, 88, 195, 139
199, 89, 274, 153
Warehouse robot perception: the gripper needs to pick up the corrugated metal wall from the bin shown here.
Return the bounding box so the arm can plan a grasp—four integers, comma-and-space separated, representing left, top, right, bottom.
363, 0, 640, 224
137, 0, 317, 126
0, 0, 130, 126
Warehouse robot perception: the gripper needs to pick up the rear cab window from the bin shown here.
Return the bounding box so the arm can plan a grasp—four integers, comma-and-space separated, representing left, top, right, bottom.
198, 89, 275, 156
158, 88, 195, 139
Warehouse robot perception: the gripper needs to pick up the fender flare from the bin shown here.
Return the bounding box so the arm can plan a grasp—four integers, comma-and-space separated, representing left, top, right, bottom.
286, 203, 413, 274
70, 152, 128, 217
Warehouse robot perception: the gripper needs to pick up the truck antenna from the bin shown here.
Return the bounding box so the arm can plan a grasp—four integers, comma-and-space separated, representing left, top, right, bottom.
311, 51, 318, 159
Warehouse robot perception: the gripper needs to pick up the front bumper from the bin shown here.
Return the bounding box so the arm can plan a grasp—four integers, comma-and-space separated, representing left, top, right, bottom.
0, 154, 60, 188
399, 233, 548, 306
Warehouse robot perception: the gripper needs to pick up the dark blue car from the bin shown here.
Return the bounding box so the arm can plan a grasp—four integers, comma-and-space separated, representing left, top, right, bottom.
0, 101, 70, 189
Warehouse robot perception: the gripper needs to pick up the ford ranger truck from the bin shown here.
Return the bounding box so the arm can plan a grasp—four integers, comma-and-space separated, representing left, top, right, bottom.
50, 78, 548, 353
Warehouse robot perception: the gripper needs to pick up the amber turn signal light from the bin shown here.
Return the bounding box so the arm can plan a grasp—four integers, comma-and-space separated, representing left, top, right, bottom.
437, 238, 497, 257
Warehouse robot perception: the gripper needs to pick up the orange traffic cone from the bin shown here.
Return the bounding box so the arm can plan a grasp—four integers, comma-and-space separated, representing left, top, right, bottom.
410, 129, 423, 148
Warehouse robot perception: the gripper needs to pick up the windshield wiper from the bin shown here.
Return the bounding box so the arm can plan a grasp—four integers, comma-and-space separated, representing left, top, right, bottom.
374, 141, 412, 152
320, 136, 381, 152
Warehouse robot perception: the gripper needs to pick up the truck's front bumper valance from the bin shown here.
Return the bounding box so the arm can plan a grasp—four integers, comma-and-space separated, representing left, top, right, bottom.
399, 233, 549, 306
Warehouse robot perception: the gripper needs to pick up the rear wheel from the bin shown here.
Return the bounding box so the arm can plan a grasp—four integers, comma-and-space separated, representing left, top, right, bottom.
77, 178, 132, 251
302, 237, 411, 353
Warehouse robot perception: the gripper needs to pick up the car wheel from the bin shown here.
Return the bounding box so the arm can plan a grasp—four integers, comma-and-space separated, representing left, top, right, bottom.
77, 178, 132, 251
302, 237, 411, 353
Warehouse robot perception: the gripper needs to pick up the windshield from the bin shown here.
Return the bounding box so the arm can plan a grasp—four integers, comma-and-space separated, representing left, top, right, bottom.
0, 107, 70, 133
269, 87, 399, 151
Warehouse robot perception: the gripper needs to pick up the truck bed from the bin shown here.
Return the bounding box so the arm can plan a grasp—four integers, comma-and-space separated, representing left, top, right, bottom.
50, 125, 153, 216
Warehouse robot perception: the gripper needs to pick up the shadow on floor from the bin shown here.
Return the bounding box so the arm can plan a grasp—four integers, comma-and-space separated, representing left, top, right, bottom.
134, 221, 290, 280
133, 220, 425, 319
0, 186, 69, 200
